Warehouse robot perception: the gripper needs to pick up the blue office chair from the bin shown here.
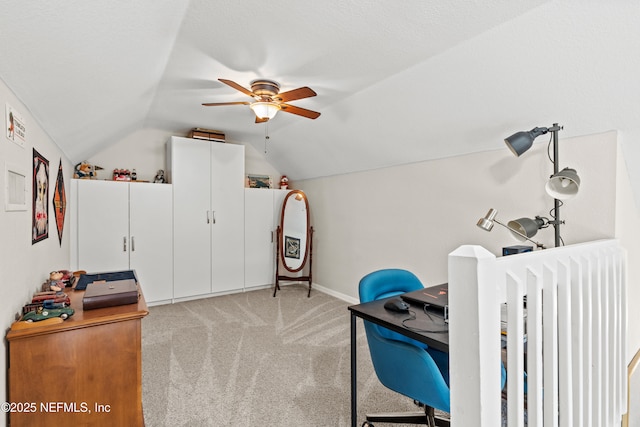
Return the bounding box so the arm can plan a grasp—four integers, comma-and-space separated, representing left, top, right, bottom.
359, 269, 509, 426
358, 269, 451, 426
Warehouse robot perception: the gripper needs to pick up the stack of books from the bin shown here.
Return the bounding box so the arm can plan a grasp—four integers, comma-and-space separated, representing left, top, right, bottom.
189, 128, 225, 142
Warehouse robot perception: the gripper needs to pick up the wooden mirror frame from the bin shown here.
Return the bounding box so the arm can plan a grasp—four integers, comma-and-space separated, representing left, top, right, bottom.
279, 190, 310, 272
274, 190, 313, 297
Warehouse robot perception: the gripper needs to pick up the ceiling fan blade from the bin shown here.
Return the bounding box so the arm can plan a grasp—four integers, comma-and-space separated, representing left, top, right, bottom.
202, 101, 250, 106
218, 79, 256, 98
279, 103, 321, 119
274, 86, 317, 103
255, 116, 269, 124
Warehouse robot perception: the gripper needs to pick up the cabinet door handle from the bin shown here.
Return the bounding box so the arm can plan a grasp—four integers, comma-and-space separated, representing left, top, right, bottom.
123, 236, 127, 252
131, 236, 135, 252
271, 231, 274, 243
212, 211, 216, 224
206, 211, 210, 224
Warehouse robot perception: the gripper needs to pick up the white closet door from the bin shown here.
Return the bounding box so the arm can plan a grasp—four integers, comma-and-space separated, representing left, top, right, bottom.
244, 189, 275, 288
129, 183, 173, 303
273, 189, 289, 228
210, 142, 245, 293
172, 138, 212, 298
77, 180, 129, 273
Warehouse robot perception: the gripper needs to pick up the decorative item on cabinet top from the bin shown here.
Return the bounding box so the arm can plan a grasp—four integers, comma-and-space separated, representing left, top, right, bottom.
279, 175, 289, 190
73, 161, 103, 179
246, 174, 273, 188
189, 127, 225, 142
113, 168, 138, 181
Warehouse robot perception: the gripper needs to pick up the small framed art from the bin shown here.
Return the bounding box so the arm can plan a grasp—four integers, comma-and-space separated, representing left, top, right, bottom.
5, 162, 27, 211
246, 174, 272, 188
284, 235, 301, 259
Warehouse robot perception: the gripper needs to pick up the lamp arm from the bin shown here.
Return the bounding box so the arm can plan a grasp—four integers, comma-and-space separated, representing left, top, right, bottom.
494, 219, 546, 249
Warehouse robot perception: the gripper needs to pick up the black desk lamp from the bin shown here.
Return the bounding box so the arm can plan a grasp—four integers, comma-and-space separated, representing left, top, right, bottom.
477, 208, 546, 250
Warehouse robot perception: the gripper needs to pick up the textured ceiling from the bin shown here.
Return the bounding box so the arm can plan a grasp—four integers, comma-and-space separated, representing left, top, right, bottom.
1, 1, 639, 202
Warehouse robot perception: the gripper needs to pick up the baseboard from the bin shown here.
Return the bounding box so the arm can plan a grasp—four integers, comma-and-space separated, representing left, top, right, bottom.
171, 288, 250, 304
147, 299, 173, 307
150, 283, 359, 306
268, 281, 359, 304
311, 283, 359, 304
242, 284, 272, 292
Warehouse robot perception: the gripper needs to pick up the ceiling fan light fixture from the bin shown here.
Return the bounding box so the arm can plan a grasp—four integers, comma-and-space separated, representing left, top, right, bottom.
250, 101, 280, 120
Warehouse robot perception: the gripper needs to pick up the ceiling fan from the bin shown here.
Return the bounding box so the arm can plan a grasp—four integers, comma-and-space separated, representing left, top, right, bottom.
202, 78, 320, 123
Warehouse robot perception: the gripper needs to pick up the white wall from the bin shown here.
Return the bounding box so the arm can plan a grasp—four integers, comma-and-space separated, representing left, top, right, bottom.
614, 138, 640, 364
0, 78, 72, 419
296, 131, 639, 362
87, 128, 282, 183
86, 127, 175, 181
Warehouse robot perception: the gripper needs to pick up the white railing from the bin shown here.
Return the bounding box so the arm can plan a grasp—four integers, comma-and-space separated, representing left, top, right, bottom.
448, 239, 627, 427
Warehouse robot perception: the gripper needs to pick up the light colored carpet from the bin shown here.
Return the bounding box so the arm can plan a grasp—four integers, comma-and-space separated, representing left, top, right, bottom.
141, 285, 427, 426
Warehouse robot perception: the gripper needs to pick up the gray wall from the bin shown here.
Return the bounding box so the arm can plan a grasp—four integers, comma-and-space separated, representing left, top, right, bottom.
295, 131, 640, 364
1, 79, 72, 417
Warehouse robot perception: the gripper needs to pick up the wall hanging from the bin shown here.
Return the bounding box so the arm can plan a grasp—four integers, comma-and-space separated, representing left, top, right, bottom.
53, 159, 66, 246
32, 148, 48, 244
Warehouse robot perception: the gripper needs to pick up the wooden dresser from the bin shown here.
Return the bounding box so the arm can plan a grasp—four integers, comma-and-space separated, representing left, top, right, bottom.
6, 287, 148, 426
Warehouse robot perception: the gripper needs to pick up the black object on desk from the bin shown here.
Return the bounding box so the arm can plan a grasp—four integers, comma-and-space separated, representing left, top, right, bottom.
348, 285, 449, 427
401, 283, 448, 309
75, 269, 138, 290
502, 245, 533, 256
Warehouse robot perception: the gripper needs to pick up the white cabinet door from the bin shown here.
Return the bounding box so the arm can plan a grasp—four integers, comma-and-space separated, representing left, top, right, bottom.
169, 137, 245, 298
210, 142, 245, 293
76, 180, 174, 304
244, 189, 275, 288
171, 138, 212, 298
129, 183, 173, 303
77, 180, 129, 273
244, 189, 289, 289
273, 189, 289, 228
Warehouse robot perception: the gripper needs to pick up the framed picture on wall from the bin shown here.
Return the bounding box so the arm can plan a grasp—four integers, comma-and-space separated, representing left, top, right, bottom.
5, 162, 27, 211
32, 148, 49, 244
6, 103, 26, 148
53, 159, 66, 246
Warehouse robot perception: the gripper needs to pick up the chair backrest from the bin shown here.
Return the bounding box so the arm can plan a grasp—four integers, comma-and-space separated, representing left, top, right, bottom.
358, 269, 451, 412
359, 269, 424, 302
359, 269, 428, 347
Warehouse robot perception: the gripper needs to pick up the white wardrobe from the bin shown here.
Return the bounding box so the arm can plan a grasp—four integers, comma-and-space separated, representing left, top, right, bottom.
72, 137, 280, 305
71, 179, 173, 304
167, 136, 245, 299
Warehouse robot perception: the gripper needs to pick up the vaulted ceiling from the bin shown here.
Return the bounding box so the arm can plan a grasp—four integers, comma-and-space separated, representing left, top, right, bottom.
1, 1, 639, 201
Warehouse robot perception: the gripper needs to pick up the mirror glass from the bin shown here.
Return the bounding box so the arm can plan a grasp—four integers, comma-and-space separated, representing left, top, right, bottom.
279, 190, 310, 272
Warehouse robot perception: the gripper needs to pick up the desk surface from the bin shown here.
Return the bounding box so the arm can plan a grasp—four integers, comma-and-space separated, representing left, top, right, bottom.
7, 286, 149, 341
348, 287, 449, 354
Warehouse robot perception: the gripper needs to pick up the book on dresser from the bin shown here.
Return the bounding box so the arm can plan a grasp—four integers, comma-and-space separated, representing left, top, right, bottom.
82, 279, 139, 310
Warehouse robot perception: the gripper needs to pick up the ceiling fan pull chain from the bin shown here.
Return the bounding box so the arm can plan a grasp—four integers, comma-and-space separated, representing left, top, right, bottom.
264, 121, 270, 153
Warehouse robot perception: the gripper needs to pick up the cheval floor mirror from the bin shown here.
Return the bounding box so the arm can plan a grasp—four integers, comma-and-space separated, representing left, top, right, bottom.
274, 190, 314, 297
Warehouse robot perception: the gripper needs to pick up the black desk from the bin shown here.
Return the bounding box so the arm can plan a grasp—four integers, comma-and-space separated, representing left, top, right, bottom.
348, 291, 449, 427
